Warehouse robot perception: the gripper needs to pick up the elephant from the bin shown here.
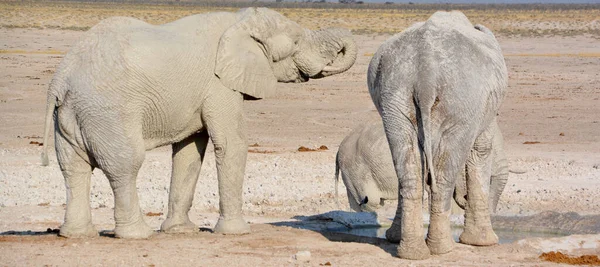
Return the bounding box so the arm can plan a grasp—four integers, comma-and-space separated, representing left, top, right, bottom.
367, 11, 507, 259
334, 118, 508, 215
40, 7, 357, 239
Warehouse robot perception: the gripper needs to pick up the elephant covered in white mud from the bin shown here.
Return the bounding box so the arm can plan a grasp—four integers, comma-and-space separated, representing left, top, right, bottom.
40, 7, 357, 239
334, 118, 508, 214
367, 11, 507, 259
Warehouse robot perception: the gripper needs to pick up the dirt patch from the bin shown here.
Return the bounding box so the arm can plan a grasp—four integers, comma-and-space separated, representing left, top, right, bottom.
298, 146, 317, 152
247, 143, 278, 153
248, 149, 277, 154
523, 141, 541, 145
540, 251, 600, 265
145, 212, 163, 217
17, 135, 42, 139
298, 145, 329, 152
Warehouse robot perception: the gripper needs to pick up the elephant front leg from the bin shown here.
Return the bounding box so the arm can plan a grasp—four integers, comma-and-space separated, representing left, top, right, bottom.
203, 89, 250, 235
459, 128, 498, 246
161, 131, 209, 233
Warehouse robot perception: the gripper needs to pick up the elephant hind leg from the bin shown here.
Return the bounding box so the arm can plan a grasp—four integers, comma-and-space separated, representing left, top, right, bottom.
89, 126, 154, 239
459, 125, 498, 246
427, 146, 466, 255
427, 131, 474, 255
55, 130, 97, 238
161, 130, 209, 233
383, 126, 429, 260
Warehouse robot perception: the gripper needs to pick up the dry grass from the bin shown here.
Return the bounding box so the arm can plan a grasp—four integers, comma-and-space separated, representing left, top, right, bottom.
0, 2, 599, 36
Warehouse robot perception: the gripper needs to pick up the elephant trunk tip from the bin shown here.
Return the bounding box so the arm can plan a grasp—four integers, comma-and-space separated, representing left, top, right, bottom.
41, 151, 49, 166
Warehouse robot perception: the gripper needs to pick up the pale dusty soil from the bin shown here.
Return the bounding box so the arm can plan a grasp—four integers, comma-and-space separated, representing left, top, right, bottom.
1, 26, 600, 266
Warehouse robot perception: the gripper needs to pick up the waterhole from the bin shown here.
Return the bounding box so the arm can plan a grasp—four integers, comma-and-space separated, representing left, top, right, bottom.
328, 225, 566, 244
284, 211, 598, 245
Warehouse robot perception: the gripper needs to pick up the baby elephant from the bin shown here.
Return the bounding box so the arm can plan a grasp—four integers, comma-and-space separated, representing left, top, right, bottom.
335, 119, 508, 213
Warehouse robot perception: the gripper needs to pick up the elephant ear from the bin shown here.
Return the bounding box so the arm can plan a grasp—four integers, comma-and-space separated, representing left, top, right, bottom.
215, 8, 300, 99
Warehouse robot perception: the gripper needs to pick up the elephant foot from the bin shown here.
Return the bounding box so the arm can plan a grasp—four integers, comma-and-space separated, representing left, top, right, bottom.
397, 239, 430, 260
160, 217, 198, 234
385, 222, 401, 243
426, 209, 455, 255
114, 220, 155, 239
426, 235, 454, 255
459, 227, 498, 246
213, 216, 250, 234
59, 223, 98, 238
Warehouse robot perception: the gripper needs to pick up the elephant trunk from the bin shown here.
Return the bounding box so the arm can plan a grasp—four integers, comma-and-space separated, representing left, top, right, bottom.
318, 28, 357, 77
489, 173, 507, 213
489, 122, 508, 213
453, 167, 468, 209
489, 158, 508, 213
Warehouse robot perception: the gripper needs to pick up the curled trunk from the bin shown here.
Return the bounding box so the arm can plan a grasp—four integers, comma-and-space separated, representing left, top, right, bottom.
310, 28, 357, 77
321, 38, 357, 76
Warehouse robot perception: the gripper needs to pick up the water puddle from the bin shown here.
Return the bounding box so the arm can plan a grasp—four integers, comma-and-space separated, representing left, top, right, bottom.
328, 225, 566, 244
285, 211, 571, 244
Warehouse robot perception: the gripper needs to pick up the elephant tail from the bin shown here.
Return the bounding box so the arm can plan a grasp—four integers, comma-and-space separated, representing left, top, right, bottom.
41, 72, 67, 166
415, 94, 437, 198
334, 151, 341, 210
41, 93, 57, 166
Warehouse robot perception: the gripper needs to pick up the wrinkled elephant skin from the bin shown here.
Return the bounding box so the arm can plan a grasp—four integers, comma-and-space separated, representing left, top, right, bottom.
41, 7, 357, 239
367, 11, 508, 259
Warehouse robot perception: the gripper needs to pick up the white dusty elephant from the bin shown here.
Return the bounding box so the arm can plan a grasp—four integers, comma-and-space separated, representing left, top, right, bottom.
334, 119, 508, 214
40, 7, 357, 239
367, 11, 507, 259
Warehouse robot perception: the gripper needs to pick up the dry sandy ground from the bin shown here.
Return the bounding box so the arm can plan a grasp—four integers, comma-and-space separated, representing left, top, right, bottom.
1, 25, 600, 266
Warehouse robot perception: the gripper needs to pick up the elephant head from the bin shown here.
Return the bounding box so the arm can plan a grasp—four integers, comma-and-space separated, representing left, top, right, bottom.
215, 7, 357, 99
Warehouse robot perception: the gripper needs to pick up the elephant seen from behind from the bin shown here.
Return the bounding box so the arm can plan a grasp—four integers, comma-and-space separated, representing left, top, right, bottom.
41, 7, 357, 239
367, 11, 508, 259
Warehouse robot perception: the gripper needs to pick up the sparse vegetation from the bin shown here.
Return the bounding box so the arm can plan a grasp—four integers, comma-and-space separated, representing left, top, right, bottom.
0, 1, 598, 36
